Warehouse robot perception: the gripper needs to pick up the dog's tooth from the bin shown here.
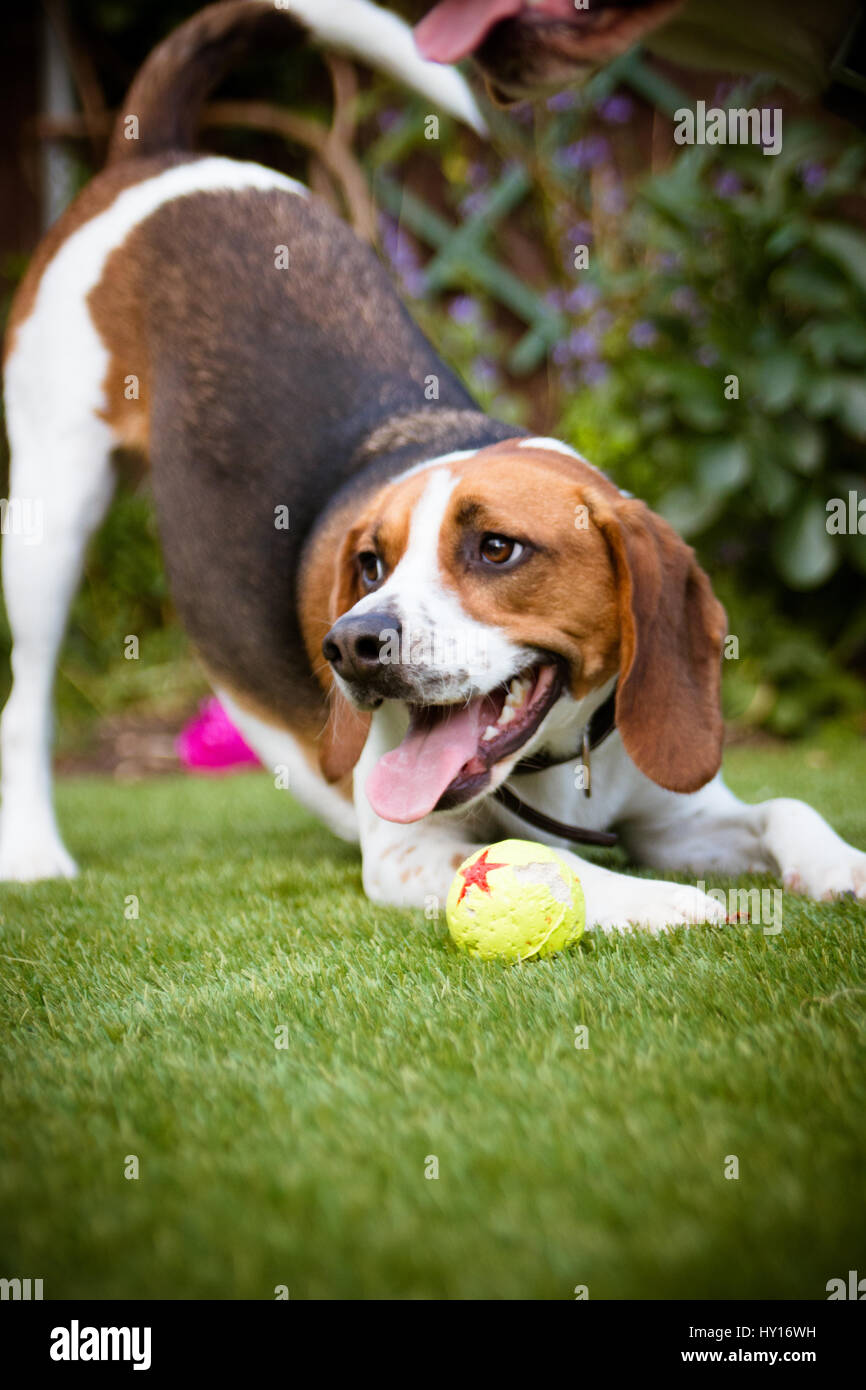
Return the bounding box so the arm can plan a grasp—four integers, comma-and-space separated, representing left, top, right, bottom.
498, 704, 516, 726
505, 677, 529, 709
482, 725, 499, 741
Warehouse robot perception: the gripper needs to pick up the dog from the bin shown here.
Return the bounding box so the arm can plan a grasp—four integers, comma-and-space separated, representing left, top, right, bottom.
407, 0, 861, 111
2, 0, 864, 930
411, 0, 684, 97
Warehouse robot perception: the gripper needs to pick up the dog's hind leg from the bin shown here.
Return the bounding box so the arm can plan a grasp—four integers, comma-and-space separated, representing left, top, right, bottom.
0, 336, 117, 881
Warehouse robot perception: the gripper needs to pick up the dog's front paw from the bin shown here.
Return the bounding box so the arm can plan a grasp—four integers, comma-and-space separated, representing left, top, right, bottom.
586, 875, 728, 934
0, 834, 78, 883
782, 846, 866, 902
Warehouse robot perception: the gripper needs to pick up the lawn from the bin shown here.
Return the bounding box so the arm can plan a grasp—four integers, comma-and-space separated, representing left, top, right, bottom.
0, 740, 864, 1300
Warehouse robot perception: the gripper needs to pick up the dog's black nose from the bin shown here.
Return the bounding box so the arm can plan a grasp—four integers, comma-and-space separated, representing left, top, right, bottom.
322, 611, 401, 683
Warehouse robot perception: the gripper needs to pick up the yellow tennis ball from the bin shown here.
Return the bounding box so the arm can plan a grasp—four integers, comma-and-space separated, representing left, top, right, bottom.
446, 839, 585, 962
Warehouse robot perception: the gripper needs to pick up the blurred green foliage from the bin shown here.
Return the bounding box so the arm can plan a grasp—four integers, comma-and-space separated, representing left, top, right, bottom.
555, 116, 866, 733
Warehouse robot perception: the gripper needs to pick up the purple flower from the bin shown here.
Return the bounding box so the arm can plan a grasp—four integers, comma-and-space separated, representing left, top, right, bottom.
714, 170, 743, 199
547, 90, 578, 113
581, 361, 609, 386
449, 294, 481, 325
459, 191, 488, 217
568, 327, 599, 360
558, 135, 611, 171
600, 182, 626, 215
378, 215, 425, 298
568, 221, 594, 245
378, 213, 420, 276
377, 108, 401, 133
799, 161, 826, 191
378, 211, 397, 247
565, 283, 599, 313
471, 357, 499, 387
400, 268, 425, 299
629, 320, 658, 348
597, 94, 634, 124
552, 340, 573, 367
671, 285, 700, 319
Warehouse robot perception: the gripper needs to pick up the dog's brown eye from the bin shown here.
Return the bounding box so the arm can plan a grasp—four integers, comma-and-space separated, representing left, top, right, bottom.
358, 551, 385, 588
480, 534, 523, 566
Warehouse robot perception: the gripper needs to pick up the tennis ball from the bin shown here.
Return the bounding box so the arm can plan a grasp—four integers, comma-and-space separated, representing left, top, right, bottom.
446, 839, 585, 962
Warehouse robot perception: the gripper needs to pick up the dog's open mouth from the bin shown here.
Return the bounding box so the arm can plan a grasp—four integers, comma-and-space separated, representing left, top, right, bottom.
414, 0, 643, 66
415, 2, 579, 64
365, 659, 562, 823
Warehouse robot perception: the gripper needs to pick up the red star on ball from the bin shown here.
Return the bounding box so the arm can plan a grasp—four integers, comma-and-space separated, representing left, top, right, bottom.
457, 849, 509, 904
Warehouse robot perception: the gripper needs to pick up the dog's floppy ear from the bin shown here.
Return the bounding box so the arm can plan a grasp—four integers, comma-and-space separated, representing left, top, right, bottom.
591, 492, 727, 794
318, 524, 370, 784
319, 692, 370, 784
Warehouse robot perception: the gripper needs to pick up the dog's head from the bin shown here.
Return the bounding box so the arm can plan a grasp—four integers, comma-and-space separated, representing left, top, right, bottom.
412, 1, 685, 100
320, 438, 726, 823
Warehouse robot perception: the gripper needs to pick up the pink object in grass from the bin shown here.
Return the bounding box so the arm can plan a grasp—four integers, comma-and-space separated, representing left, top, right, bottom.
177, 698, 260, 773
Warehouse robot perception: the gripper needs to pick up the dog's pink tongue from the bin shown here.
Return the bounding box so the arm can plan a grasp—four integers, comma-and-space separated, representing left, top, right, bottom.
366, 703, 485, 823
414, 0, 523, 64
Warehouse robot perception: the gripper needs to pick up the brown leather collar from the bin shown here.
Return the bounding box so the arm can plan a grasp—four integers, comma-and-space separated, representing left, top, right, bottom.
493, 687, 619, 847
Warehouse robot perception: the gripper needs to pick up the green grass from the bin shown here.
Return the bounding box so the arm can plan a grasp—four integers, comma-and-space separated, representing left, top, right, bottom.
1, 741, 865, 1300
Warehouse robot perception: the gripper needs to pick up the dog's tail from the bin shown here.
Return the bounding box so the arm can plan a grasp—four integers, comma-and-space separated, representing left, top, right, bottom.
107, 0, 485, 165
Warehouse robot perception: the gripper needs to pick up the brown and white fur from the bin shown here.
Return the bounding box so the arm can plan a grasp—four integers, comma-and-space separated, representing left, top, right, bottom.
2, 2, 864, 931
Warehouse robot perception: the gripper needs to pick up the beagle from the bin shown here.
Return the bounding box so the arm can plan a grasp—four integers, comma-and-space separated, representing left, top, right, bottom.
409, 1, 863, 119
411, 0, 685, 98
2, 1, 864, 932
